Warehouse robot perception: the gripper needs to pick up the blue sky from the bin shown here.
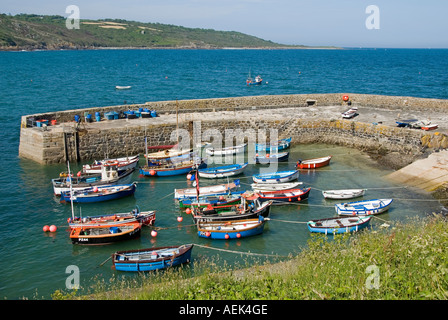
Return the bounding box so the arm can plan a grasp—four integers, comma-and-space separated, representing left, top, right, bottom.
3, 0, 448, 48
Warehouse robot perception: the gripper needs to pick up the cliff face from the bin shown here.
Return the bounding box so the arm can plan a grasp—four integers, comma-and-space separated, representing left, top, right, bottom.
0, 14, 296, 51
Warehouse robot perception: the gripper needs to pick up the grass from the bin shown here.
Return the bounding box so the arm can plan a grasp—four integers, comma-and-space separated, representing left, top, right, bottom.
52, 214, 448, 300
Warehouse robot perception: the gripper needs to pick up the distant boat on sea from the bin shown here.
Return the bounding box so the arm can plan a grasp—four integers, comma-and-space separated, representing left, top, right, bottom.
115, 86, 132, 90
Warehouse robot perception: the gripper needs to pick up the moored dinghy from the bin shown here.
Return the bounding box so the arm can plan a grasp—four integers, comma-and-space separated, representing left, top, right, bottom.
296, 156, 332, 169
251, 181, 302, 192
82, 155, 139, 174
205, 143, 247, 156
197, 215, 267, 240
174, 180, 240, 199
322, 189, 366, 200
70, 221, 142, 245
198, 163, 247, 178
335, 199, 393, 216
307, 216, 372, 234
67, 207, 156, 227
252, 187, 311, 205
254, 152, 289, 164
60, 183, 137, 203
252, 170, 299, 184
255, 137, 291, 152
112, 244, 193, 272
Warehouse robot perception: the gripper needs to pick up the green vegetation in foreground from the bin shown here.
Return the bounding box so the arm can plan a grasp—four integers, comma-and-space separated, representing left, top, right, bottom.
52, 215, 448, 300
0, 13, 317, 50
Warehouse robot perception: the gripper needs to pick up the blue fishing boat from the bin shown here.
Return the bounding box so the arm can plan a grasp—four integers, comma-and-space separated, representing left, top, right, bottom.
112, 244, 193, 272
307, 216, 372, 234
178, 191, 244, 209
254, 152, 289, 164
335, 199, 393, 216
252, 169, 299, 184
198, 163, 247, 178
197, 215, 267, 240
60, 183, 137, 203
255, 137, 291, 152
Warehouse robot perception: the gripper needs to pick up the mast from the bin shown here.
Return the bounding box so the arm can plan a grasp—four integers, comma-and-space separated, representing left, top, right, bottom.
176, 99, 179, 147
67, 161, 75, 220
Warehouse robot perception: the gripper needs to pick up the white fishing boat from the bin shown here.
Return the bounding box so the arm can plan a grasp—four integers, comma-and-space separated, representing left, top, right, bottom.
198, 163, 247, 179
82, 155, 140, 174
251, 181, 302, 192
335, 199, 393, 216
115, 85, 132, 90
205, 143, 247, 156
322, 189, 366, 200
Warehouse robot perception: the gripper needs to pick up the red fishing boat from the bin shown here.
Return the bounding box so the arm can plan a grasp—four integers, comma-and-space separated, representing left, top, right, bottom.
296, 156, 332, 169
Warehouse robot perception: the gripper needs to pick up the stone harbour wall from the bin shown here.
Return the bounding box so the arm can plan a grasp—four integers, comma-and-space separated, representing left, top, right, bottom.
18, 93, 448, 165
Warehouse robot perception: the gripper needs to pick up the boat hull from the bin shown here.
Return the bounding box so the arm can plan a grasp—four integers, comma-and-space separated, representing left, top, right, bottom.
322, 189, 365, 200
60, 183, 137, 203
205, 144, 247, 156
193, 201, 272, 223
70, 223, 141, 245
139, 161, 206, 177
254, 152, 289, 164
335, 199, 393, 216
307, 216, 371, 234
198, 163, 247, 179
297, 156, 332, 169
197, 217, 266, 240
257, 187, 311, 204
112, 244, 193, 272
255, 137, 291, 152
252, 170, 299, 184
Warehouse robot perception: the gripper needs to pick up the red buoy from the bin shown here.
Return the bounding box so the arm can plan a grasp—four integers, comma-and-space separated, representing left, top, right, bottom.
185, 208, 191, 214
43, 225, 50, 232
151, 230, 158, 237
177, 216, 183, 222
236, 233, 241, 238
343, 95, 349, 101
225, 234, 230, 240
150, 170, 156, 176
49, 225, 57, 232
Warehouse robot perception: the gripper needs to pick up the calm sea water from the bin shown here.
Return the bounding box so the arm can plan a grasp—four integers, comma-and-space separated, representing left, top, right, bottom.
0, 49, 447, 299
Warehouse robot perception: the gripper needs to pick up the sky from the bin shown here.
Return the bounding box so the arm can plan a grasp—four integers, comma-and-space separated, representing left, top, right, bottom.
2, 0, 448, 48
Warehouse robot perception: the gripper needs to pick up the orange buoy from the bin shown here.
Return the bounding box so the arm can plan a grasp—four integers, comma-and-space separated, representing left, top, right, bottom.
205, 232, 211, 237
43, 225, 50, 232
342, 95, 349, 101
185, 208, 191, 214
225, 234, 230, 240
186, 174, 192, 180
177, 216, 183, 222
236, 233, 241, 238
49, 225, 57, 232
150, 170, 156, 176
151, 230, 158, 237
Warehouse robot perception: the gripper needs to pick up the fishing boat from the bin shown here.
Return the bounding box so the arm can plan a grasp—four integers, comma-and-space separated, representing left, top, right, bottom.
144, 148, 193, 160
197, 215, 267, 240
421, 123, 438, 131
307, 216, 372, 234
254, 152, 289, 164
342, 107, 358, 119
252, 187, 311, 205
246, 70, 263, 86
205, 143, 247, 156
252, 170, 299, 184
198, 163, 247, 179
112, 244, 194, 272
67, 207, 156, 227
396, 119, 418, 127
82, 155, 139, 174
296, 156, 332, 169
335, 199, 393, 216
60, 183, 137, 203
409, 119, 431, 129
52, 165, 135, 196
70, 221, 141, 245
178, 192, 244, 210
322, 189, 366, 200
174, 180, 240, 199
192, 198, 272, 223
251, 181, 302, 192
139, 158, 207, 177
255, 137, 291, 152
115, 85, 132, 90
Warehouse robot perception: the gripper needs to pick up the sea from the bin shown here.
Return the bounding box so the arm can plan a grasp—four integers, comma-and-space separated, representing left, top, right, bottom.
0, 48, 447, 299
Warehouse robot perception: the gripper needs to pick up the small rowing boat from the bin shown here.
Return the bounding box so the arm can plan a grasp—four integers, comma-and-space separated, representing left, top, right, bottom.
307, 216, 372, 234
322, 189, 365, 200
112, 244, 193, 272
252, 170, 299, 184
296, 156, 332, 169
335, 199, 393, 216
205, 143, 247, 156
251, 181, 302, 191
197, 216, 267, 240
198, 163, 247, 178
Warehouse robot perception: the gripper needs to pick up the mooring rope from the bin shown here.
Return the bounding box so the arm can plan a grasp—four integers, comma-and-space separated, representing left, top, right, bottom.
192, 243, 288, 258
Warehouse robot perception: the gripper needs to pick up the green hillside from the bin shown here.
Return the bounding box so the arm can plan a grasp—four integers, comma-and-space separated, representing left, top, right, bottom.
0, 13, 305, 50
